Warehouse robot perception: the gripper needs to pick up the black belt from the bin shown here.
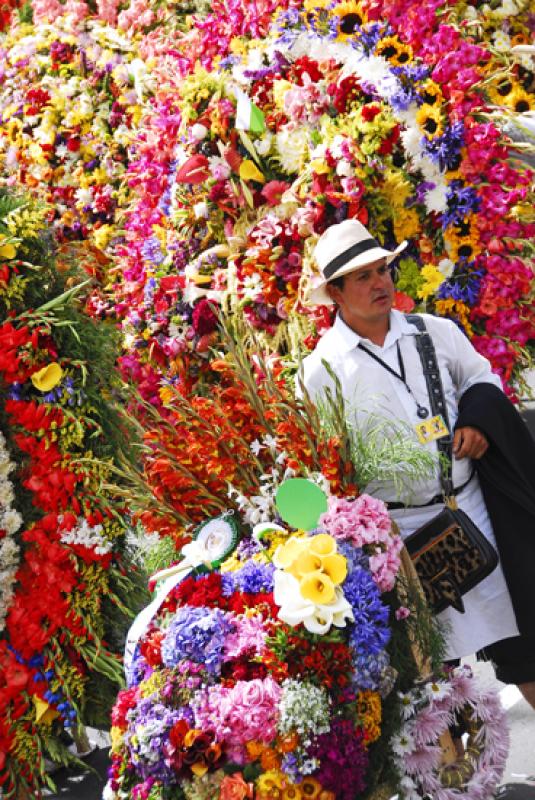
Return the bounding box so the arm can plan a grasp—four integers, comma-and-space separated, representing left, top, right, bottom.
386, 470, 475, 511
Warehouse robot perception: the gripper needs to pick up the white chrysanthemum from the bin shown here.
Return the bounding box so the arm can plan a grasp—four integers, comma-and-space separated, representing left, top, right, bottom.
400, 126, 423, 160
0, 482, 14, 507
275, 127, 310, 174
424, 184, 448, 214
438, 258, 455, 279
1, 510, 23, 535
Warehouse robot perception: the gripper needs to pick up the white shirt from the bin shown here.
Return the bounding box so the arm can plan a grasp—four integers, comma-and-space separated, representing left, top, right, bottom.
300, 310, 519, 658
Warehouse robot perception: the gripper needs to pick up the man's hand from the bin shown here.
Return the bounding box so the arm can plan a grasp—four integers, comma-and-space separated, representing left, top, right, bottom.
453, 426, 489, 459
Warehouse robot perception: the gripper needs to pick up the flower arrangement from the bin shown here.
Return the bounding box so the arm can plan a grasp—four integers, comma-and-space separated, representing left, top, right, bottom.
0, 189, 145, 798
106, 488, 400, 800
392, 666, 509, 800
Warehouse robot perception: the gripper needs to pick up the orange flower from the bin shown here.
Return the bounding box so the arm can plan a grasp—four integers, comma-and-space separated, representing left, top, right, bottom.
260, 746, 281, 770
220, 772, 254, 799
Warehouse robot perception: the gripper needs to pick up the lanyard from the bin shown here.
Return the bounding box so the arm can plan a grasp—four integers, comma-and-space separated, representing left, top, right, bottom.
358, 341, 429, 419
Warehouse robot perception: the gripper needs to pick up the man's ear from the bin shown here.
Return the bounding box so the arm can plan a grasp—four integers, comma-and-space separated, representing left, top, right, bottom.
326, 282, 341, 305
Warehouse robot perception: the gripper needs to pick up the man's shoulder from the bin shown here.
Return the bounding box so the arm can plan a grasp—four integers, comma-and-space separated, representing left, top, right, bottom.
401, 311, 458, 338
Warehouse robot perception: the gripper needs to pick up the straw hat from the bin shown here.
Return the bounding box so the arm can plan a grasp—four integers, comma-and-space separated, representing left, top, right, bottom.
308, 219, 407, 305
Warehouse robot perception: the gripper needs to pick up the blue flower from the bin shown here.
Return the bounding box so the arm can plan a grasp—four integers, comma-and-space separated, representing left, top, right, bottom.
161, 606, 234, 674
344, 568, 391, 657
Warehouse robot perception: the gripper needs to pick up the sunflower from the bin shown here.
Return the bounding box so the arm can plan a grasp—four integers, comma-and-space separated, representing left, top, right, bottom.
375, 35, 413, 66
444, 230, 482, 263
486, 76, 516, 105
415, 103, 445, 139
303, 0, 334, 36
331, 0, 368, 41
419, 79, 444, 107
506, 85, 535, 113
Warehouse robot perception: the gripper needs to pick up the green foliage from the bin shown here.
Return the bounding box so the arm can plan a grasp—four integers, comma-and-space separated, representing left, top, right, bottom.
313, 361, 438, 497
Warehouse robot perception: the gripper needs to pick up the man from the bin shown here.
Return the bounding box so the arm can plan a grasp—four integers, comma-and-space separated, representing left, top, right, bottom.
300, 218, 535, 707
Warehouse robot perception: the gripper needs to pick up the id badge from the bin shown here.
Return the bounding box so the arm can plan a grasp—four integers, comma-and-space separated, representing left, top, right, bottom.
414, 414, 449, 444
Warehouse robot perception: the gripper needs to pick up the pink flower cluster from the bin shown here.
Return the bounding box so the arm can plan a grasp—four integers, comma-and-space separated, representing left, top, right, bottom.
193, 677, 282, 763
223, 615, 267, 660
320, 495, 402, 592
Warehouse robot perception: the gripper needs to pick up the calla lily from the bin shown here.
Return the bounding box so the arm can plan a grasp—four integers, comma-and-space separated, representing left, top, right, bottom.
273, 571, 353, 634
299, 571, 335, 604
320, 553, 347, 585
291, 551, 322, 578
239, 159, 265, 183
309, 533, 337, 557
31, 362, 63, 392
272, 537, 306, 569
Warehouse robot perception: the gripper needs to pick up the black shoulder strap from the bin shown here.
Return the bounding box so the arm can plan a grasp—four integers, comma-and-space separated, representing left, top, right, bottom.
406, 314, 453, 497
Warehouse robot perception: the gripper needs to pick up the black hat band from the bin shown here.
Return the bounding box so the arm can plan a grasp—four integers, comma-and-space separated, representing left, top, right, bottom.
323, 237, 380, 280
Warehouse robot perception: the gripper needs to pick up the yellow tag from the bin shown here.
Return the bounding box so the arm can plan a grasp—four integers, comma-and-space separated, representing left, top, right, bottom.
414, 415, 449, 444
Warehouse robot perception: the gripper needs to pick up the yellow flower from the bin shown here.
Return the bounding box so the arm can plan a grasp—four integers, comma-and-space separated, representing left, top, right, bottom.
257, 769, 285, 793
415, 104, 445, 139
291, 551, 323, 578
282, 787, 303, 799
320, 554, 347, 584
0, 237, 16, 259
273, 537, 306, 569
381, 169, 412, 210
419, 79, 443, 107
31, 363, 63, 393
506, 86, 535, 114
434, 299, 473, 336
239, 159, 265, 183
33, 696, 59, 725
299, 777, 322, 798
393, 208, 420, 241
299, 571, 335, 604
332, 1, 368, 41
417, 264, 445, 300
308, 533, 336, 557
273, 79, 293, 111
110, 726, 124, 753
375, 35, 413, 66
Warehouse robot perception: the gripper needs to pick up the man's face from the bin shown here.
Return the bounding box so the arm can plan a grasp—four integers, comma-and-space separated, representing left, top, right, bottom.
326, 258, 394, 329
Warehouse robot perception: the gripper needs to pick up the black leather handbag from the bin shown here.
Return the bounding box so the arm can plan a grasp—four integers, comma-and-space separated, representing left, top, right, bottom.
403, 316, 499, 615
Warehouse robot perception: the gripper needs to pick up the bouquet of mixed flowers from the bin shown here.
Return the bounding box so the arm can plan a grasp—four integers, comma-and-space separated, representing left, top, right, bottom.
106, 484, 406, 800
0, 189, 144, 798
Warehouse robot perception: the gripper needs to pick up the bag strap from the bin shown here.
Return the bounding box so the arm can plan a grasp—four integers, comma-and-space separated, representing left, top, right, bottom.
405, 314, 454, 500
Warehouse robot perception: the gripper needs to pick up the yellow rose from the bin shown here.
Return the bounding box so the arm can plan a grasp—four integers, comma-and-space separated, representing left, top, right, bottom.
299, 571, 335, 604
31, 363, 63, 393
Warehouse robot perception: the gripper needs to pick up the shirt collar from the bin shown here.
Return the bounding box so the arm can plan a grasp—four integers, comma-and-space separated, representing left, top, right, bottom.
333, 309, 415, 352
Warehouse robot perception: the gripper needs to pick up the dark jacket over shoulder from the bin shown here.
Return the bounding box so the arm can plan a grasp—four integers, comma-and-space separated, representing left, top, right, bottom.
457, 382, 535, 634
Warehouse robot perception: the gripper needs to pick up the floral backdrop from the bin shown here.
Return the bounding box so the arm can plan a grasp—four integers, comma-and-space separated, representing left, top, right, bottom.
0, 0, 534, 796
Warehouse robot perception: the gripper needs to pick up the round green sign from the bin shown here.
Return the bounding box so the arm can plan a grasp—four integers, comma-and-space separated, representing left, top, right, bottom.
275, 478, 328, 531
